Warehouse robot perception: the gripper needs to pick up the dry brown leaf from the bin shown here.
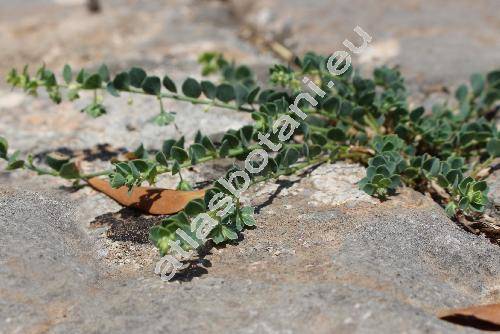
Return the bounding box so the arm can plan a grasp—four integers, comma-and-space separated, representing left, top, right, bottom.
87, 177, 205, 215
439, 303, 500, 331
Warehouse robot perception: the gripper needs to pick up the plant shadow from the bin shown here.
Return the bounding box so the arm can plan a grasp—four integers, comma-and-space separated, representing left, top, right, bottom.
87, 160, 326, 281
255, 161, 325, 214
35, 143, 128, 162
90, 207, 166, 243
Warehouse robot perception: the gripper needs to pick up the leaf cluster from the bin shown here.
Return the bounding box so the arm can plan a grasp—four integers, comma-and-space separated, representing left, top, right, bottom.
3, 51, 499, 265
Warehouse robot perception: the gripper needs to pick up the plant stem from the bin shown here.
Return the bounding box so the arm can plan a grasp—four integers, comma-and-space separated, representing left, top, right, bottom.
81, 169, 113, 179
470, 157, 494, 179
250, 156, 329, 187
305, 109, 366, 132
43, 81, 254, 113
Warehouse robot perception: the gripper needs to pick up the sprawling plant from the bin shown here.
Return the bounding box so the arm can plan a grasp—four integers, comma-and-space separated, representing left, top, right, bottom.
2, 52, 499, 260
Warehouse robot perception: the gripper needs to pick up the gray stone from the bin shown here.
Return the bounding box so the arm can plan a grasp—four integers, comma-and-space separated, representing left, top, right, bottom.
1, 164, 500, 333
0, 0, 274, 158
1, 1, 500, 333
230, 0, 500, 89
486, 169, 500, 218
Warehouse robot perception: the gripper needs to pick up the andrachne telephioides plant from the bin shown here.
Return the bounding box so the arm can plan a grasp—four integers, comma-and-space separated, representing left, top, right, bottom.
2, 51, 499, 261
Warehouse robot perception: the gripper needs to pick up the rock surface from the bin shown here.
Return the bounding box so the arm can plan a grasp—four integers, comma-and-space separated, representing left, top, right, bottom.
0, 1, 499, 333
2, 168, 500, 333
230, 0, 500, 87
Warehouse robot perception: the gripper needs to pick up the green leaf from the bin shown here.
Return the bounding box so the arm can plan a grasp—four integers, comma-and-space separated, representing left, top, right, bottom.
45, 152, 70, 171
280, 147, 299, 168
221, 225, 238, 240
487, 70, 500, 87
5, 151, 24, 170
129, 67, 147, 88
128, 161, 140, 179
201, 81, 216, 99
222, 133, 240, 149
235, 65, 252, 80
447, 157, 464, 170
113, 72, 130, 91
372, 174, 385, 184
106, 82, 120, 97
458, 197, 470, 211
445, 202, 457, 217
142, 76, 161, 95
239, 206, 255, 227
394, 125, 410, 140
177, 180, 193, 191
409, 107, 424, 123
6, 159, 24, 170
0, 136, 7, 159
219, 140, 230, 157
130, 159, 149, 173
152, 112, 175, 126
155, 151, 168, 167
174, 136, 185, 149
362, 183, 376, 195
436, 174, 449, 187
311, 133, 327, 146
62, 64, 72, 84
171, 161, 180, 175
302, 143, 309, 158
216, 83, 235, 102
67, 89, 80, 101
182, 78, 202, 98
162, 139, 176, 158
429, 159, 440, 176
458, 176, 473, 195
133, 144, 147, 159
472, 181, 487, 192
470, 73, 485, 96
194, 130, 203, 144
189, 143, 206, 164
327, 128, 346, 141
247, 86, 260, 104
375, 166, 390, 177
98, 64, 110, 82
389, 175, 401, 188
110, 173, 126, 188
83, 74, 102, 89
162, 75, 177, 93
379, 177, 391, 188
469, 201, 485, 212
234, 83, 249, 106
309, 144, 322, 159
115, 162, 131, 176
486, 138, 500, 157
59, 162, 80, 179
403, 167, 419, 179
446, 170, 462, 186
149, 228, 172, 255
322, 96, 340, 113
210, 225, 226, 244
455, 84, 468, 103
184, 198, 206, 216
171, 146, 189, 163
201, 136, 216, 152
75, 69, 87, 84
484, 90, 500, 105
81, 103, 106, 118
239, 125, 254, 146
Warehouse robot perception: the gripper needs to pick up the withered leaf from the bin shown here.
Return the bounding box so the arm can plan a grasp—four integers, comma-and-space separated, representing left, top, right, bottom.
439, 303, 500, 331
87, 177, 205, 215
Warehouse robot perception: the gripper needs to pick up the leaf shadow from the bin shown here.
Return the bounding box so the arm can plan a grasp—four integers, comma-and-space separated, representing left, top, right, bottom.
254, 162, 325, 214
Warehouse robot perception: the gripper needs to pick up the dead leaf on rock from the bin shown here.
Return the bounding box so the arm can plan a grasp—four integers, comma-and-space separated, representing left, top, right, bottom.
87, 177, 205, 215
439, 303, 500, 331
